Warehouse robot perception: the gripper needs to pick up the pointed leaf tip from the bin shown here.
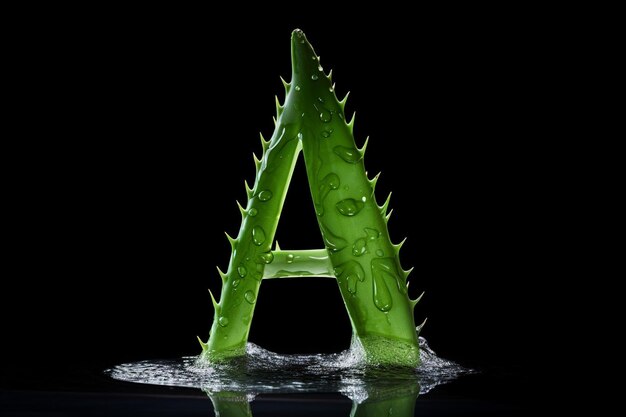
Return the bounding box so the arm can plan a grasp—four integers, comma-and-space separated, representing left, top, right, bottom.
244, 180, 253, 198
225, 231, 237, 248
236, 200, 246, 217
385, 209, 394, 222
380, 192, 392, 214
348, 112, 356, 133
340, 91, 350, 109
416, 317, 428, 334
216, 265, 228, 283
359, 136, 369, 155
197, 336, 208, 351
259, 132, 270, 150
275, 95, 284, 116
208, 289, 220, 312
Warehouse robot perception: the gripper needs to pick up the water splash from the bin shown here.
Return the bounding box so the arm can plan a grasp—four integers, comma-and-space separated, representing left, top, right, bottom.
107, 337, 471, 401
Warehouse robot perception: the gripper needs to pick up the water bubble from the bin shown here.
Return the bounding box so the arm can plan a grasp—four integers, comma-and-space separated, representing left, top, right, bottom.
258, 190, 273, 201
335, 260, 365, 295
237, 265, 247, 278
333, 146, 362, 163
376, 249, 384, 257
361, 196, 367, 203
218, 316, 229, 327
311, 74, 319, 81
365, 228, 380, 240
336, 198, 364, 216
352, 238, 367, 257
318, 97, 324, 103
320, 221, 348, 253
286, 254, 295, 263
318, 65, 324, 72
232, 279, 240, 288
321, 131, 330, 138
372, 270, 392, 312
248, 207, 258, 217
319, 108, 332, 123
372, 257, 406, 295
325, 174, 340, 190
315, 173, 341, 216
244, 290, 256, 304
295, 85, 301, 91
252, 225, 266, 246
256, 251, 274, 264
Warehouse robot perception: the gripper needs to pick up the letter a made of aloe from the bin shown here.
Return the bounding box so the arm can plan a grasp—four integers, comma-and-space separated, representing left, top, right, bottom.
199, 29, 423, 367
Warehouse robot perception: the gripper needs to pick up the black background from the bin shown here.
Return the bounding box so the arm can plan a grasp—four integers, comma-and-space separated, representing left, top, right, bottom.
2, 8, 562, 395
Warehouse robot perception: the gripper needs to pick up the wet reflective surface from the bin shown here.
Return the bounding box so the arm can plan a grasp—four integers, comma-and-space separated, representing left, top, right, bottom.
0, 336, 524, 416
107, 338, 467, 397
98, 338, 483, 416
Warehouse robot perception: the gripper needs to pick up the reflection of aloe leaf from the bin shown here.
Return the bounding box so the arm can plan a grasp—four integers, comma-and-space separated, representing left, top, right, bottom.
349, 379, 420, 417
206, 391, 253, 417
204, 380, 419, 417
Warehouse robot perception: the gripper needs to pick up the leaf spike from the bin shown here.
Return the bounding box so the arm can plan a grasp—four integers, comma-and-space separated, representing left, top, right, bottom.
413, 291, 425, 305
272, 116, 277, 126
380, 192, 392, 214
339, 91, 350, 110
348, 111, 356, 133
274, 240, 281, 251
208, 289, 220, 312
369, 172, 381, 189
416, 317, 428, 334
244, 180, 253, 199
385, 209, 394, 223
236, 200, 246, 218
394, 237, 407, 252
359, 136, 369, 155
216, 265, 228, 283
327, 69, 333, 81
259, 132, 270, 150
197, 336, 208, 351
275, 95, 284, 117
280, 76, 290, 92
253, 152, 261, 172
403, 266, 415, 280
225, 231, 237, 248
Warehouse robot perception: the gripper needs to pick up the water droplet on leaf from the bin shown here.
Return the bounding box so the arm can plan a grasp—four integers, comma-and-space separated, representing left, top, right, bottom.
258, 190, 273, 201
336, 198, 364, 216
352, 238, 368, 256
218, 316, 229, 327
237, 265, 247, 278
248, 207, 258, 216
311, 74, 318, 80
286, 254, 294, 263
244, 290, 256, 304
319, 108, 332, 123
252, 225, 266, 246
335, 261, 365, 295
333, 146, 362, 163
255, 251, 274, 264
320, 221, 348, 253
